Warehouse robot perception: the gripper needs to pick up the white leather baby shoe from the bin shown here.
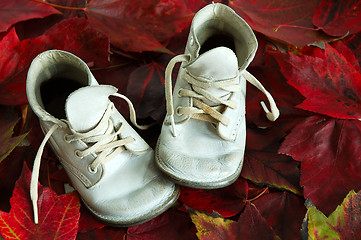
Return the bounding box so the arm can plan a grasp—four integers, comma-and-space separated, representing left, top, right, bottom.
26, 50, 179, 226
155, 3, 279, 189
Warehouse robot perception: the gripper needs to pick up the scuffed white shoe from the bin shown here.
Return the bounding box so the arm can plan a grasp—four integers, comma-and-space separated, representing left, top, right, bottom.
155, 3, 279, 189
26, 50, 179, 226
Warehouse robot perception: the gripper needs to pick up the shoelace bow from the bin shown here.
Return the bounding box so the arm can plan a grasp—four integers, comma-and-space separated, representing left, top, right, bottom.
165, 54, 280, 137
30, 92, 148, 224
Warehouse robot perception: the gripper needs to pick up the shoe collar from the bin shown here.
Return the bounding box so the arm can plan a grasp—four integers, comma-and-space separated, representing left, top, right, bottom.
185, 3, 258, 72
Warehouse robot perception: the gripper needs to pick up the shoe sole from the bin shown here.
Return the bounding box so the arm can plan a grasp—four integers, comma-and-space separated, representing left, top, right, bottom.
155, 139, 244, 189
81, 184, 180, 227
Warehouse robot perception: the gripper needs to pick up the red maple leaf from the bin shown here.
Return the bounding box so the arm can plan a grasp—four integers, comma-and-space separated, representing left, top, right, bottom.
229, 0, 334, 47
332, 40, 360, 72
0, 0, 60, 32
178, 178, 248, 218
242, 150, 302, 195
85, 0, 193, 53
273, 43, 361, 119
127, 208, 198, 240
189, 203, 278, 239
279, 115, 361, 215
0, 163, 81, 240
246, 49, 309, 130
253, 191, 306, 240
126, 60, 168, 121
313, 0, 361, 37
0, 17, 109, 106
0, 116, 27, 163
77, 227, 126, 240
244, 106, 302, 195
343, 32, 361, 67
78, 205, 105, 233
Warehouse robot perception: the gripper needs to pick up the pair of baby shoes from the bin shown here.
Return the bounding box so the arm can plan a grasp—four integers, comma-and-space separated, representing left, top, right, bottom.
26, 3, 279, 227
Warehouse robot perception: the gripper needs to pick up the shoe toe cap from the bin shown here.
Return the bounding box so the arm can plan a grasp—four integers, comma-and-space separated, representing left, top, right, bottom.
157, 143, 243, 188
84, 175, 178, 226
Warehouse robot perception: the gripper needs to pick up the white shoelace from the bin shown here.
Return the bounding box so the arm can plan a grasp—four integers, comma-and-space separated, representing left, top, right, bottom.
164, 54, 280, 137
30, 92, 148, 224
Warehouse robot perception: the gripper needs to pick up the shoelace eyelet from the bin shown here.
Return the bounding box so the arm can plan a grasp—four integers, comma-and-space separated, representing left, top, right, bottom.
74, 150, 83, 158
175, 106, 182, 116
64, 134, 72, 143
177, 88, 183, 98
88, 165, 97, 174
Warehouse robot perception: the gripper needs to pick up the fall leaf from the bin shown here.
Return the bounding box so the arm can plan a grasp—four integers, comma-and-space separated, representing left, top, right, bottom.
229, 0, 333, 47
126, 60, 168, 121
0, 163, 81, 240
1, 0, 361, 238
178, 178, 248, 218
279, 115, 361, 215
77, 227, 126, 240
332, 40, 361, 72
273, 43, 361, 119
188, 204, 279, 240
0, 117, 27, 163
0, 0, 60, 32
344, 32, 361, 67
78, 205, 105, 233
85, 0, 193, 53
127, 208, 198, 240
245, 120, 302, 195
0, 17, 109, 106
313, 0, 361, 37
47, 0, 86, 19
306, 190, 361, 239
253, 191, 306, 240
246, 50, 308, 130
242, 151, 302, 195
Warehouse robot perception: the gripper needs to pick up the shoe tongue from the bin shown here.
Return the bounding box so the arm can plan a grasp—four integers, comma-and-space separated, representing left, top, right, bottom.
186, 47, 239, 105
65, 85, 118, 132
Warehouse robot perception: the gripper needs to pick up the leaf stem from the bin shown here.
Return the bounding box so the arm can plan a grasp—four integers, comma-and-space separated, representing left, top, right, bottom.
30, 0, 86, 11
274, 24, 320, 32
246, 187, 269, 202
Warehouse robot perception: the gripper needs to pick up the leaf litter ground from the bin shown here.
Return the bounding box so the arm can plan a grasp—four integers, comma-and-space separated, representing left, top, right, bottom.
1, 0, 361, 239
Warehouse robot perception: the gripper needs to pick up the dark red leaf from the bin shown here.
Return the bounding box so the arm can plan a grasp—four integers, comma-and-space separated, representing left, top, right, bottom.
229, 0, 333, 47
246, 124, 286, 152
237, 203, 278, 240
179, 178, 248, 218
249, 32, 267, 67
0, 146, 33, 212
313, 0, 361, 36
78, 205, 105, 233
183, 0, 207, 12
343, 32, 361, 67
125, 27, 191, 122
85, 0, 193, 53
0, 163, 80, 240
189, 204, 278, 240
0, 0, 60, 32
0, 18, 109, 106
273, 43, 361, 119
0, 116, 27, 163
127, 208, 198, 240
48, 0, 86, 19
242, 150, 301, 195
253, 191, 306, 240
279, 115, 361, 215
246, 49, 308, 130
331, 40, 360, 72
126, 60, 168, 121
77, 227, 125, 240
